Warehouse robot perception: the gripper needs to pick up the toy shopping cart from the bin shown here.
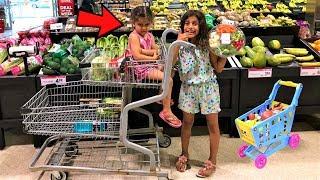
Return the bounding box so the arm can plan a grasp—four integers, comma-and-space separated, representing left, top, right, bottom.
235, 80, 303, 169
21, 31, 194, 179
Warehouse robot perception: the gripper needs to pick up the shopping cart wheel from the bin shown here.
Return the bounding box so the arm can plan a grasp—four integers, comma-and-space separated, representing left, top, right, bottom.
65, 142, 78, 157
255, 154, 267, 169
237, 144, 248, 158
159, 134, 171, 148
50, 171, 68, 180
288, 133, 300, 150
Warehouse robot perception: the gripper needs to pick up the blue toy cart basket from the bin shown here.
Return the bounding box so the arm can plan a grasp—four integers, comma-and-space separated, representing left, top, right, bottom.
235, 80, 303, 169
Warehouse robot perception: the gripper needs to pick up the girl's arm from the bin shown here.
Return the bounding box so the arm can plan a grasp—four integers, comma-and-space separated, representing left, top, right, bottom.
140, 34, 159, 56
172, 46, 180, 66
129, 34, 158, 60
209, 49, 227, 73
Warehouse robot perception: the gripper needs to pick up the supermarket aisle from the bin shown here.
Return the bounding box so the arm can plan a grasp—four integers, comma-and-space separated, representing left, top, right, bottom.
0, 131, 319, 180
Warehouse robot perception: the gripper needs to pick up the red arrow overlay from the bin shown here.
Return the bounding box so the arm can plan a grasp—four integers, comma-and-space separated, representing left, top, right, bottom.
77, 5, 123, 38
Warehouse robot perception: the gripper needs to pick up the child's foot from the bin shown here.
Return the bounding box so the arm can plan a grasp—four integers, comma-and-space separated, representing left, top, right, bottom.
176, 155, 191, 172
159, 111, 182, 128
196, 160, 216, 178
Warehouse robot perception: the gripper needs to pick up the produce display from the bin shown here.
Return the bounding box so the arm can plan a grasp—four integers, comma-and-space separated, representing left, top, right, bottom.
209, 24, 246, 57
17, 29, 52, 54
214, 11, 296, 27
219, 0, 306, 13
0, 26, 52, 76
238, 37, 318, 68
41, 35, 93, 75
96, 34, 128, 59
88, 33, 133, 82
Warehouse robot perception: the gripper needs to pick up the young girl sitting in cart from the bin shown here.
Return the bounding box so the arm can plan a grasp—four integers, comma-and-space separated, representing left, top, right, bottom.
128, 6, 182, 128
173, 10, 227, 178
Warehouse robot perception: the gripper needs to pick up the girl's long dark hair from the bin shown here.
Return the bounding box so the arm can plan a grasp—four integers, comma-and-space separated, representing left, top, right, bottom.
180, 10, 209, 49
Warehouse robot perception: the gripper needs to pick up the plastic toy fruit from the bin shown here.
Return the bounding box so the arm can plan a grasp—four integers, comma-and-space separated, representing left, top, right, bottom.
248, 113, 255, 120
261, 110, 273, 120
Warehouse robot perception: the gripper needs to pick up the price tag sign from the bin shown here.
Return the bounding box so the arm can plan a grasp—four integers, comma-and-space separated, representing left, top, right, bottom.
221, 19, 235, 25
40, 76, 67, 86
261, 18, 270, 24
300, 67, 320, 76
248, 68, 272, 78
50, 23, 63, 30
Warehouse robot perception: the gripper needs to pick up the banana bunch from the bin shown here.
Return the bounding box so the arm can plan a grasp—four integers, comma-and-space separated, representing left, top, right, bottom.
299, 62, 320, 67
229, 0, 243, 11
284, 48, 315, 62
273, 54, 296, 63
273, 2, 292, 13
96, 34, 128, 59
289, 1, 297, 8
247, 0, 269, 5
284, 48, 309, 56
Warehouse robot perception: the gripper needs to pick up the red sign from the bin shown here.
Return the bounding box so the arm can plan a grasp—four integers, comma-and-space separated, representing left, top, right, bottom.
58, 0, 75, 16
77, 5, 123, 37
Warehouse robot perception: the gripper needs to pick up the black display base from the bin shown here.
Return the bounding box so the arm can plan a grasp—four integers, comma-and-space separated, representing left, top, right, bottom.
0, 128, 5, 150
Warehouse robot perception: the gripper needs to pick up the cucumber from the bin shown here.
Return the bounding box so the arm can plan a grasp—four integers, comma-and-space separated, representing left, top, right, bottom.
52, 57, 60, 64
42, 67, 56, 75
47, 61, 60, 70
68, 67, 76, 74
59, 67, 68, 74
61, 58, 71, 66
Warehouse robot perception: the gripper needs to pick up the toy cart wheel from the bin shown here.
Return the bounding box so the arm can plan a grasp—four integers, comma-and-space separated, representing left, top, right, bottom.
65, 142, 78, 157
50, 171, 68, 180
237, 144, 248, 158
288, 133, 300, 150
255, 154, 267, 169
159, 134, 171, 148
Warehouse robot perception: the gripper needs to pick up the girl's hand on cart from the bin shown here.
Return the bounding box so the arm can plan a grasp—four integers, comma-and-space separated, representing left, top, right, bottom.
152, 53, 160, 60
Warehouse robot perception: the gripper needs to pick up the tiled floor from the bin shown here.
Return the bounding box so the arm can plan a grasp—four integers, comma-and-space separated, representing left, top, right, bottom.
0, 115, 319, 180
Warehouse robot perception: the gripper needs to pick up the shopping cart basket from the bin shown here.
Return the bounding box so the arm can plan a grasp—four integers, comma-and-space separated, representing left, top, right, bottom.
21, 30, 194, 179
235, 80, 303, 169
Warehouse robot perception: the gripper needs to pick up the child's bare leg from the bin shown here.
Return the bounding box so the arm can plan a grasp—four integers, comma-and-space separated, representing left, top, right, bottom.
181, 111, 195, 158
206, 113, 220, 164
147, 69, 180, 126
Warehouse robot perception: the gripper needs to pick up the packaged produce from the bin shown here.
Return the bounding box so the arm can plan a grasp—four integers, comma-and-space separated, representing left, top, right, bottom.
209, 23, 245, 57
0, 57, 23, 76
11, 55, 43, 76
0, 48, 8, 64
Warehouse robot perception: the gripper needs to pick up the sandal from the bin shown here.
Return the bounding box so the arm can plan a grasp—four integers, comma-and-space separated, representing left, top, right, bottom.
159, 111, 182, 128
196, 160, 216, 178
175, 155, 191, 172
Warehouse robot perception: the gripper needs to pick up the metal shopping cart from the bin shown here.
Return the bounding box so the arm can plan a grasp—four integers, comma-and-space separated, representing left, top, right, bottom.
235, 80, 303, 169
21, 31, 194, 179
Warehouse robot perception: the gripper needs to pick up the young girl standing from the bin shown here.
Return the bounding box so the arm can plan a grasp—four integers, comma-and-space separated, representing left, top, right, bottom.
173, 10, 227, 178
128, 6, 182, 128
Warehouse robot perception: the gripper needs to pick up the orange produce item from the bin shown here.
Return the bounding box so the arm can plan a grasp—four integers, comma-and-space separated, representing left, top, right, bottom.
313, 39, 320, 45
315, 44, 320, 51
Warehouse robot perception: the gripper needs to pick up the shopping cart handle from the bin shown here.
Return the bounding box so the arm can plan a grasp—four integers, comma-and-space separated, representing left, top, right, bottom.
278, 80, 298, 88
161, 28, 179, 43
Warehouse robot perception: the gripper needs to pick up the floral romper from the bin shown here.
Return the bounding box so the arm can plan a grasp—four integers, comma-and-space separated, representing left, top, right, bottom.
178, 46, 221, 115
